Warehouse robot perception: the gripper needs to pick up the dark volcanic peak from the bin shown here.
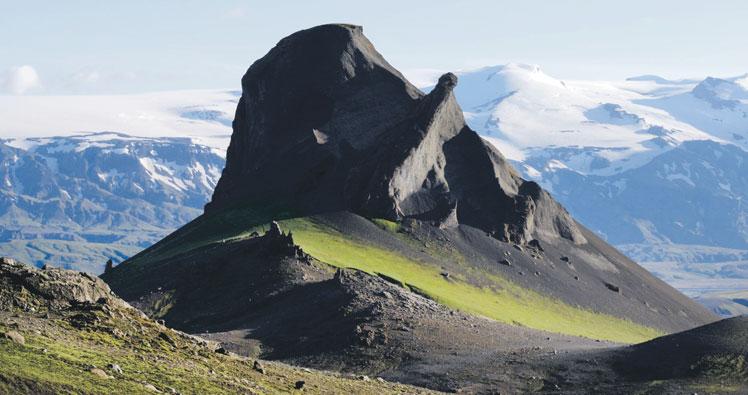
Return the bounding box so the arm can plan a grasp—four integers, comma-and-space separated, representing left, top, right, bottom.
208, 24, 583, 245
101, 25, 719, 392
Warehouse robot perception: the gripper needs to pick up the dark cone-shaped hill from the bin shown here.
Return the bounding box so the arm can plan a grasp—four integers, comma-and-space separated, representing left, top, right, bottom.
102, 23, 717, 392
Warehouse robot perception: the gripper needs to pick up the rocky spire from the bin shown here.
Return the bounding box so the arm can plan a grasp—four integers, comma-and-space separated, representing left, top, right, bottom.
206, 24, 586, 245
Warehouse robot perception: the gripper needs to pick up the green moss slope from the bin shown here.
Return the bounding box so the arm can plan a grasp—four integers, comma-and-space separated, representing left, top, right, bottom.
116, 206, 661, 344
280, 218, 662, 344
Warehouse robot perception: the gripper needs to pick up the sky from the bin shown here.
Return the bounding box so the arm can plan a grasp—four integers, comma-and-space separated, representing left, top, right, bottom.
2, 0, 748, 94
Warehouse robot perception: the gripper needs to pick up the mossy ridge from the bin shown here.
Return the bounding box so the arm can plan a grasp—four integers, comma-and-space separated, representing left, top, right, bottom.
370, 218, 401, 233
279, 217, 663, 344
117, 202, 297, 273
114, 204, 661, 343
2, 254, 435, 394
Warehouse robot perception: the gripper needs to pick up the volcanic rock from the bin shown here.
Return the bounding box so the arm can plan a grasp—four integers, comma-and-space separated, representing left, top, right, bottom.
206, 24, 585, 246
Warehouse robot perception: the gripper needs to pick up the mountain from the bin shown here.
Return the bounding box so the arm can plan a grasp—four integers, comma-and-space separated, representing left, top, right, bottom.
2, 66, 747, 310
0, 89, 238, 147
0, 133, 224, 272
0, 257, 430, 394
102, 24, 716, 393
449, 63, 748, 298
0, 89, 239, 273
206, 27, 583, 246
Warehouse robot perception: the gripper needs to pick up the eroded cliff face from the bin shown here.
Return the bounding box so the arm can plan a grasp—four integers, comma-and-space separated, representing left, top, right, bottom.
207, 24, 584, 245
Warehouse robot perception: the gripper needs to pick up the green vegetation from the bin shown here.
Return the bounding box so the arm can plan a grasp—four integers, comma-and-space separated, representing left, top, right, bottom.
0, 315, 431, 395
370, 218, 401, 233
279, 217, 663, 344
121, 203, 296, 271
118, 205, 662, 344
692, 354, 748, 380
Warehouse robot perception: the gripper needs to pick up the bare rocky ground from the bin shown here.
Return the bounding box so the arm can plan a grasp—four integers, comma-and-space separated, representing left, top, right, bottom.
201, 267, 617, 393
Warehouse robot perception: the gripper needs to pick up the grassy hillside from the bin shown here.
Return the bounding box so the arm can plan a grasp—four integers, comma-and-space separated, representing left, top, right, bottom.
0, 269, 434, 395
0, 322, 429, 394
120, 205, 662, 344
281, 218, 661, 344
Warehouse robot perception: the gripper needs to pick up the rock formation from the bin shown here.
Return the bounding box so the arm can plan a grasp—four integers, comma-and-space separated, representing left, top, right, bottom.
207, 24, 584, 245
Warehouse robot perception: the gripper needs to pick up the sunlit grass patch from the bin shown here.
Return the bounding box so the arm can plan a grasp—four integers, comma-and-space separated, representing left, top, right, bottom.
281, 217, 662, 344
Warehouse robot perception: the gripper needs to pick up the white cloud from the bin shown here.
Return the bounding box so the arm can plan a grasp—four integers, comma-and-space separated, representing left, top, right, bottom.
2, 65, 42, 94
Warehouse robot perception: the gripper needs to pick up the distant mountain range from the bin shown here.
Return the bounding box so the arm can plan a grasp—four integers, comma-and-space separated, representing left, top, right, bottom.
449, 64, 748, 297
0, 133, 224, 272
0, 90, 237, 272
1, 66, 747, 306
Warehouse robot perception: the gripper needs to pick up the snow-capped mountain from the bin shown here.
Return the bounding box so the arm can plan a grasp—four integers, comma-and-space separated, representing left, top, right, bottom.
0, 89, 239, 150
0, 90, 238, 272
450, 64, 748, 294
0, 133, 226, 273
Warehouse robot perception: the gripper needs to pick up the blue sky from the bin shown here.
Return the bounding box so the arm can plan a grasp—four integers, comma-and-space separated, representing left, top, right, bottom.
2, 0, 747, 94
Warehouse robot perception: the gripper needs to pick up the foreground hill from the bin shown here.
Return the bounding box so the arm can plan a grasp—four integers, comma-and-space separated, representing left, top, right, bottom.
103, 24, 716, 393
613, 315, 748, 383
531, 315, 748, 394
0, 257, 430, 394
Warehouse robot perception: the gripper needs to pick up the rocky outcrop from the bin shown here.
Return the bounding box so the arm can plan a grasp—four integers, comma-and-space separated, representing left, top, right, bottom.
0, 257, 126, 312
207, 24, 584, 245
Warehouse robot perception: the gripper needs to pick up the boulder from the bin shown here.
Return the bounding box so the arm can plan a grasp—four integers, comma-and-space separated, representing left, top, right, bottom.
89, 368, 110, 379
253, 360, 266, 374
3, 330, 25, 345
